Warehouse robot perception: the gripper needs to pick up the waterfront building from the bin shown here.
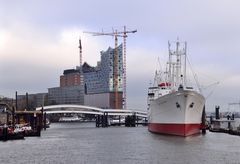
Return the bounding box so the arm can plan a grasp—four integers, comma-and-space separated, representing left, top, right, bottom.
82, 44, 123, 109
60, 69, 81, 87
48, 85, 84, 105
48, 69, 84, 105
16, 44, 123, 109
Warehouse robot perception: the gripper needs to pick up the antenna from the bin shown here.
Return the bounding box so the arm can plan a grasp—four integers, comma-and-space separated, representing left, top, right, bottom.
79, 37, 82, 67
78, 37, 84, 88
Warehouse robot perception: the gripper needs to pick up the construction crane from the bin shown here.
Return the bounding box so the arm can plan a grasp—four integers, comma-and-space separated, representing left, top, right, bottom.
79, 37, 82, 67
78, 37, 84, 87
84, 26, 137, 109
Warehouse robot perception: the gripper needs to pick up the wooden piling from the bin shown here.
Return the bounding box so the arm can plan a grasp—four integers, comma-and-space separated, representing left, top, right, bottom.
15, 91, 18, 111
36, 125, 41, 137
118, 115, 121, 126
96, 115, 100, 127
2, 125, 8, 141
102, 113, 105, 127
136, 116, 138, 127
104, 112, 108, 127
26, 92, 29, 110
215, 106, 220, 119
132, 113, 136, 127
41, 106, 43, 130
201, 105, 206, 134
125, 116, 129, 127
12, 106, 15, 127
44, 112, 47, 130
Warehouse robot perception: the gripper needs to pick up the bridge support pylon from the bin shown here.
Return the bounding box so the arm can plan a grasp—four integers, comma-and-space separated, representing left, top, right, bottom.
96, 112, 108, 128
125, 113, 136, 127
96, 115, 100, 127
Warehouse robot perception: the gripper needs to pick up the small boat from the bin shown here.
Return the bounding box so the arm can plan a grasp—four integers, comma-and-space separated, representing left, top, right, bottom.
14, 124, 32, 135
0, 125, 24, 140
59, 115, 83, 122
109, 117, 125, 126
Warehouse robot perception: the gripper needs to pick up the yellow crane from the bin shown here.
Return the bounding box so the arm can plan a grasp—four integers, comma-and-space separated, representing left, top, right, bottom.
84, 26, 137, 109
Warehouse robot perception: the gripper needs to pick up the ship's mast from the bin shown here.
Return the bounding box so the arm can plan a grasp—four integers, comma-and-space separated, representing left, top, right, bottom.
176, 40, 180, 87
167, 41, 172, 89
79, 38, 84, 88
168, 40, 187, 89
184, 42, 187, 86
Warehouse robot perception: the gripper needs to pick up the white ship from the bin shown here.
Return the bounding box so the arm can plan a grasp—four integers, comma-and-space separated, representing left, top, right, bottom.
147, 40, 205, 136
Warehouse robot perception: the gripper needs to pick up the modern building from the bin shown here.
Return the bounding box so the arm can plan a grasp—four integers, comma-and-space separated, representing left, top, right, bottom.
60, 69, 81, 87
17, 44, 123, 109
82, 44, 123, 109
17, 69, 84, 108
48, 85, 84, 105
48, 69, 84, 105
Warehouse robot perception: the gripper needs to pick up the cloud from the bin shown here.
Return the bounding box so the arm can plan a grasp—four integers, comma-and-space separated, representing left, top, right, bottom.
0, 30, 9, 50
1, 0, 240, 111
0, 23, 110, 97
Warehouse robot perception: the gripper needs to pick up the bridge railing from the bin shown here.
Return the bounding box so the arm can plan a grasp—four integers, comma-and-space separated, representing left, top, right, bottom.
35, 105, 147, 118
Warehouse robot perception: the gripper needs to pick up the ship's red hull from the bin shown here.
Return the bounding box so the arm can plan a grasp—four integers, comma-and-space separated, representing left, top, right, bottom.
148, 123, 202, 136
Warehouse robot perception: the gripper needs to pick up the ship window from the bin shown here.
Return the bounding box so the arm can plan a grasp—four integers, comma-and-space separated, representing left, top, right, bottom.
176, 102, 180, 108
189, 102, 194, 108
148, 93, 154, 96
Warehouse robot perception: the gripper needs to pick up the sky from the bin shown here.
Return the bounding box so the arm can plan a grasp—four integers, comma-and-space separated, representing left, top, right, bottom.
1, 0, 240, 112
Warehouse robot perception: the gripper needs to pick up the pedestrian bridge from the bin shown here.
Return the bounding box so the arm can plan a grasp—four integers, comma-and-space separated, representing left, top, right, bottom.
35, 104, 147, 118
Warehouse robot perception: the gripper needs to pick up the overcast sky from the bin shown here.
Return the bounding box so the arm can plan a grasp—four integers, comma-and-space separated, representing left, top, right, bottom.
1, 0, 240, 111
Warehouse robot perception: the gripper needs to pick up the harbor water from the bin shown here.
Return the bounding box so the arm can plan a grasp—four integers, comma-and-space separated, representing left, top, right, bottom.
0, 123, 240, 164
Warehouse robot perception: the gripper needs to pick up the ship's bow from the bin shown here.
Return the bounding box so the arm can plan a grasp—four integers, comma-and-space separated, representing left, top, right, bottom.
148, 90, 205, 136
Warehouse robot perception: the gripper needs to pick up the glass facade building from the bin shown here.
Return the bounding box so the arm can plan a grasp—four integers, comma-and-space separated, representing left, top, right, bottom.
83, 44, 123, 94
48, 85, 84, 105
46, 44, 123, 108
